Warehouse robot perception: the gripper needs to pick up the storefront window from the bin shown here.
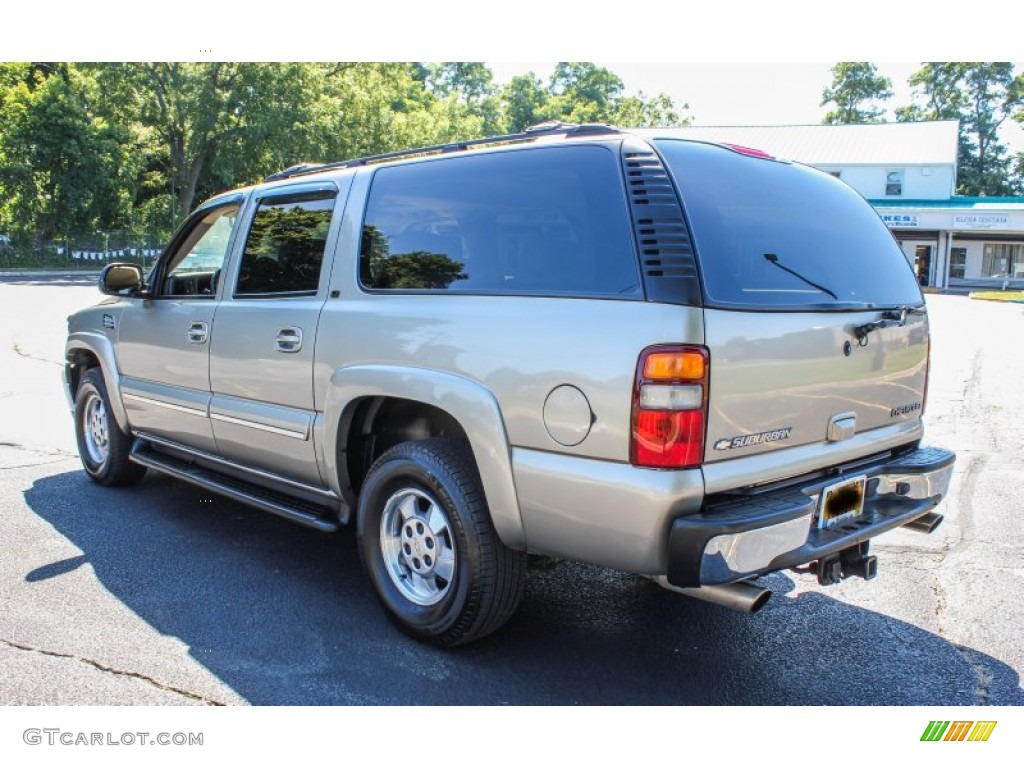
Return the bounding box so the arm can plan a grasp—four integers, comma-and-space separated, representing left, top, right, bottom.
949, 247, 966, 279
982, 243, 1024, 278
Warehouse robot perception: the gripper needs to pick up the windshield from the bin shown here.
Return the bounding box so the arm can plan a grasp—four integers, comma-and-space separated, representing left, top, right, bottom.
656, 140, 923, 309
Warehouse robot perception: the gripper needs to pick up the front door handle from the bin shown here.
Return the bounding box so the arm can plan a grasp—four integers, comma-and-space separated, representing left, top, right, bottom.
276, 327, 303, 353
187, 321, 209, 344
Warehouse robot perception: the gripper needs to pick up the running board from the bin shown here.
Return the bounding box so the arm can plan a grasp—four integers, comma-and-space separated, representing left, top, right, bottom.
130, 439, 339, 532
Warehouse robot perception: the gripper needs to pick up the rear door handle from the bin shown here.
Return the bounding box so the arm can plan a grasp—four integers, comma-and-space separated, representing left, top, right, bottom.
187, 321, 208, 344
276, 327, 303, 353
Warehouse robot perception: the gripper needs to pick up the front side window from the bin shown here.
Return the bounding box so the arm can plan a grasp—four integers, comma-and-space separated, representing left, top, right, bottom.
235, 193, 335, 297
359, 146, 641, 298
161, 204, 239, 297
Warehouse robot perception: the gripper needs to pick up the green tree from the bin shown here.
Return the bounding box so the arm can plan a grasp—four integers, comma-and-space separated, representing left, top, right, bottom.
1014, 72, 1024, 193
0, 65, 129, 244
614, 91, 689, 128
1, 61, 703, 257
544, 62, 624, 123
91, 63, 279, 225
426, 62, 494, 104
821, 62, 893, 124
423, 62, 502, 135
897, 62, 1022, 196
895, 63, 967, 123
307, 63, 484, 160
502, 73, 549, 132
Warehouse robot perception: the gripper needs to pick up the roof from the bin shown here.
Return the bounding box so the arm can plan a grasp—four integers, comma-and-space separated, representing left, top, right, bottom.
869, 196, 1024, 210
262, 122, 620, 182
637, 121, 961, 166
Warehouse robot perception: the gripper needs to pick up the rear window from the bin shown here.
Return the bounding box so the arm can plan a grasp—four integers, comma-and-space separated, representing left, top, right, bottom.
359, 145, 641, 298
656, 140, 923, 309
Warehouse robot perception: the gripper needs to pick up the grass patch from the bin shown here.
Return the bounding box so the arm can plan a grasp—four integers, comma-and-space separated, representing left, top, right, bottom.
970, 291, 1024, 302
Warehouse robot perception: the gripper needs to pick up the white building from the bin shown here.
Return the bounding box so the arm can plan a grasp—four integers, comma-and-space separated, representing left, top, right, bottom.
657, 121, 1024, 289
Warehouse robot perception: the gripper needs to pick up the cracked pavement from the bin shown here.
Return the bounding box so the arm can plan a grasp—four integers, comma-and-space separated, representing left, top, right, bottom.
0, 277, 1021, 705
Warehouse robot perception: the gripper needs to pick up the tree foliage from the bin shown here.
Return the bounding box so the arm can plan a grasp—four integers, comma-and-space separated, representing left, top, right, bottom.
0, 61, 687, 246
544, 62, 624, 123
0, 65, 129, 243
502, 74, 549, 133
821, 62, 893, 125
614, 92, 687, 129
897, 62, 1023, 196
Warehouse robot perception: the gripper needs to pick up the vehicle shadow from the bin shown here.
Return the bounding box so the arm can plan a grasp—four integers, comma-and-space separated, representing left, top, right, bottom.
23, 469, 1024, 706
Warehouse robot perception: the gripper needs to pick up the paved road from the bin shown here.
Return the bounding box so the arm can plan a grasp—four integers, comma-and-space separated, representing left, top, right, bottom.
1, 280, 1021, 705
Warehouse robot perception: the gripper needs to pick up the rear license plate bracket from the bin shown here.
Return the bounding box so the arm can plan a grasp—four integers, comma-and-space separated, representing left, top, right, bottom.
817, 475, 867, 529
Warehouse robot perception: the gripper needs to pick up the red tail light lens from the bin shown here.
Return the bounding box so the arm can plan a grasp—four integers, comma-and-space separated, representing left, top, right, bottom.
633, 409, 705, 467
631, 345, 709, 469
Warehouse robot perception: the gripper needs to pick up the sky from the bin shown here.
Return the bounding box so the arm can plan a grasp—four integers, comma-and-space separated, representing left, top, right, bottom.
487, 62, 1024, 153
487, 62, 919, 125
5, 3, 1024, 154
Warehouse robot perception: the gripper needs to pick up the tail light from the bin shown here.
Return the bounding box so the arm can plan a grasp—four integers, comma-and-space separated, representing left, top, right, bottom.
631, 345, 709, 469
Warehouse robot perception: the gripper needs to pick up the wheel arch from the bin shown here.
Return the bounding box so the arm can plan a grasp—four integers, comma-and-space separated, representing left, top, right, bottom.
322, 365, 525, 549
65, 332, 129, 431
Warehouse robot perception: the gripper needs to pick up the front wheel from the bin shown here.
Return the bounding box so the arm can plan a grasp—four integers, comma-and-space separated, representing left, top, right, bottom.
357, 439, 526, 646
74, 368, 146, 487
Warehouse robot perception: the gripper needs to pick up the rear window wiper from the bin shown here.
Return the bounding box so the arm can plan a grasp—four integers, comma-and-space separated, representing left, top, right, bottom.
854, 305, 926, 344
762, 253, 838, 301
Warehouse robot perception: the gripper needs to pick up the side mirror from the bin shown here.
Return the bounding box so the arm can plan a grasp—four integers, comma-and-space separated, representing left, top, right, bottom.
99, 263, 146, 296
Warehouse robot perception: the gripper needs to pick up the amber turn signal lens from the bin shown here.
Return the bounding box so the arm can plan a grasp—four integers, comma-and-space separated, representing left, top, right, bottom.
642, 351, 706, 381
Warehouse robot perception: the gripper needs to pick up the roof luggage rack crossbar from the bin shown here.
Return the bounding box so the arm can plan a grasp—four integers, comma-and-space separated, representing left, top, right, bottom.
263, 122, 621, 182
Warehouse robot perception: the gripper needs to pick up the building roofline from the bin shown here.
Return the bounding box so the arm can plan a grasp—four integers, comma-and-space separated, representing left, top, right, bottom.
675, 120, 960, 130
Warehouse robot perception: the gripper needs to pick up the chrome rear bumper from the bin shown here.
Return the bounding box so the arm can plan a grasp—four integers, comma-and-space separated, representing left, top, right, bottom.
667, 446, 955, 587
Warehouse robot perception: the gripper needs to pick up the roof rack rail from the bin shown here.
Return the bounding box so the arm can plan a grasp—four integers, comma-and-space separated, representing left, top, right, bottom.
263, 122, 621, 182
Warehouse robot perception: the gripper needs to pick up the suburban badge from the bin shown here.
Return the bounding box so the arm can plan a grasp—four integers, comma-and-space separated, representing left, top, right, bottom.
713, 427, 793, 451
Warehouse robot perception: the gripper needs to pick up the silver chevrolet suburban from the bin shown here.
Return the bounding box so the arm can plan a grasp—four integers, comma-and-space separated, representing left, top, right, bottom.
65, 122, 955, 645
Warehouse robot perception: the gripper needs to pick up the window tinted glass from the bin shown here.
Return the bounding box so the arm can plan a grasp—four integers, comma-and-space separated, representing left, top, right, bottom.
656, 140, 923, 309
236, 193, 335, 296
359, 146, 641, 298
162, 205, 239, 297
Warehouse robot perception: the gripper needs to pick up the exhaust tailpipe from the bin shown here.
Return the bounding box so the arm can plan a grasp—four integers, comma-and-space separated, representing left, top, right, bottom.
652, 576, 772, 614
904, 511, 943, 534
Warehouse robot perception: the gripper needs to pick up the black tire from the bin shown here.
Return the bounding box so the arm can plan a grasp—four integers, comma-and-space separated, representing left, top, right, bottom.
74, 368, 146, 487
357, 438, 526, 647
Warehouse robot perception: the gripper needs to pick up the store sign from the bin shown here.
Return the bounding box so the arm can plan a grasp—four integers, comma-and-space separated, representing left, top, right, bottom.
953, 214, 1009, 229
881, 213, 919, 228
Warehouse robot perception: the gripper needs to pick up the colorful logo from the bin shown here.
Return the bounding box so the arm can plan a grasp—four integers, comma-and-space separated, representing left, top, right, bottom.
921, 721, 997, 742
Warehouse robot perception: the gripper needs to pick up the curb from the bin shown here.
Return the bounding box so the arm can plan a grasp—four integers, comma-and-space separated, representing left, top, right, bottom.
0, 271, 101, 277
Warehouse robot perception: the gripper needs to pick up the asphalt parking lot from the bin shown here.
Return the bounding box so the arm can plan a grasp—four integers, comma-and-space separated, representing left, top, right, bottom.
1, 274, 1022, 705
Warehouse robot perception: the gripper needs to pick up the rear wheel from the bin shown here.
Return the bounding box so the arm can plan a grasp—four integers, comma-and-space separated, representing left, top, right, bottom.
357, 438, 526, 646
74, 368, 146, 486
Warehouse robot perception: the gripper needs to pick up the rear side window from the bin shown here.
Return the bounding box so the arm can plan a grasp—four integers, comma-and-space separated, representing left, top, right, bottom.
359, 146, 641, 298
656, 140, 923, 309
236, 193, 335, 297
